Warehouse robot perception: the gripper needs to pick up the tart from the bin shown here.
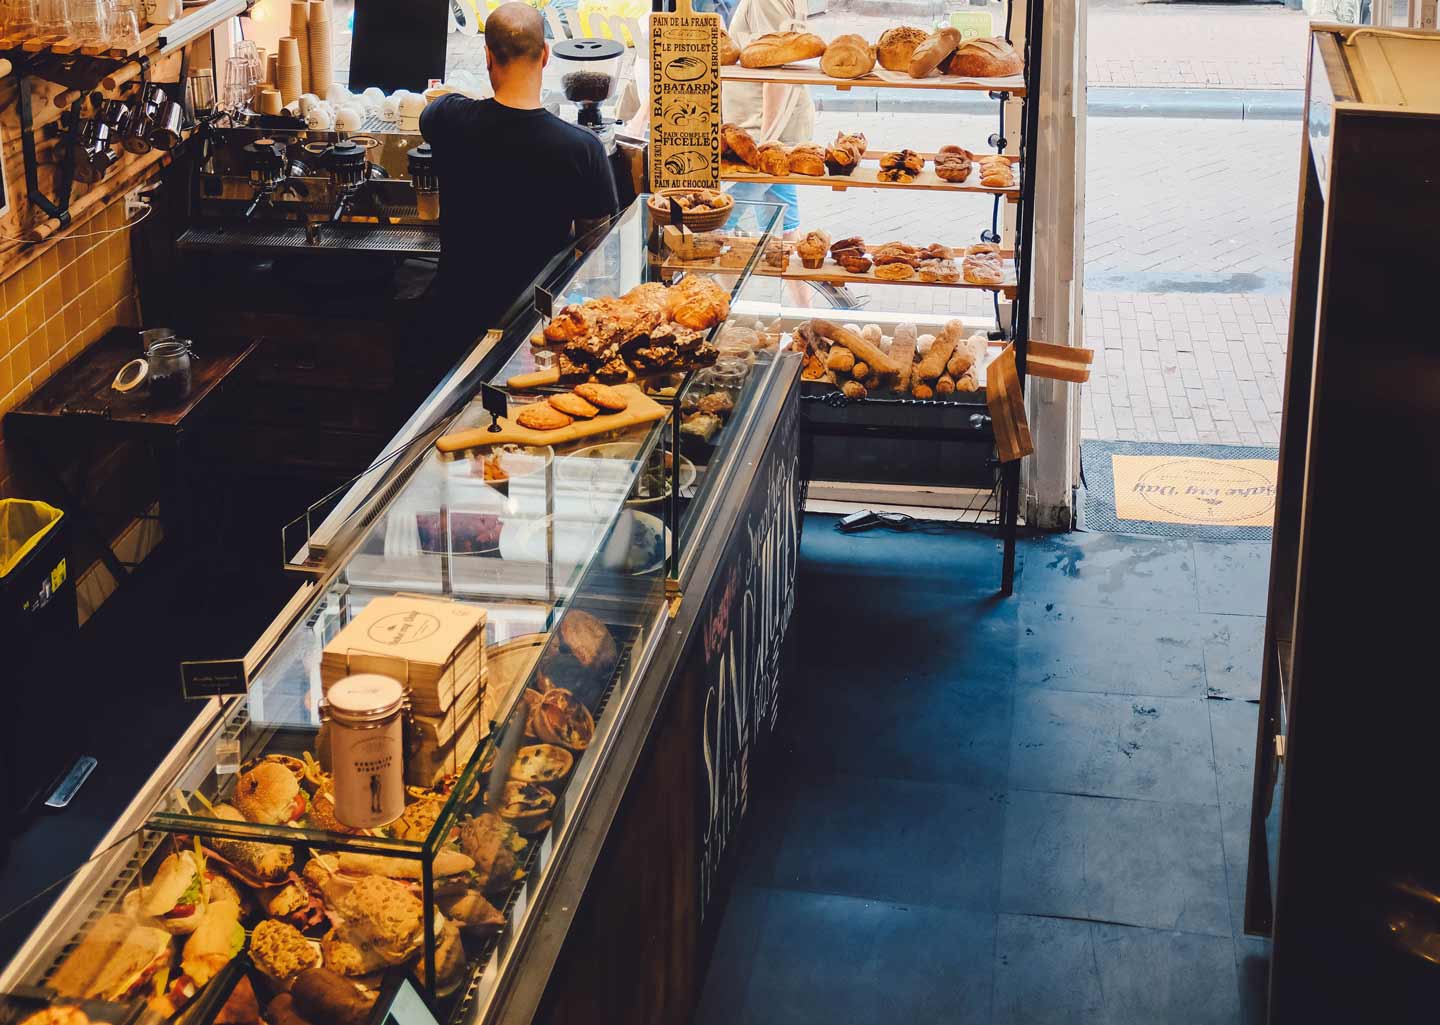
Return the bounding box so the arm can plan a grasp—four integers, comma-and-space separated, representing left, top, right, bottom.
509, 744, 575, 786
497, 781, 557, 835
530, 688, 596, 751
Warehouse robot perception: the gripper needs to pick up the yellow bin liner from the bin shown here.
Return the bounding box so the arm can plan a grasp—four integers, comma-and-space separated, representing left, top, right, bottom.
0, 499, 64, 579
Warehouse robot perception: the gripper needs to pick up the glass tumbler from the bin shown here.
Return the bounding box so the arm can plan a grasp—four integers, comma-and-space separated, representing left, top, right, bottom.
70, 0, 107, 43
186, 68, 216, 118
5, 0, 41, 34
107, 4, 139, 48
36, 0, 69, 34
221, 55, 252, 111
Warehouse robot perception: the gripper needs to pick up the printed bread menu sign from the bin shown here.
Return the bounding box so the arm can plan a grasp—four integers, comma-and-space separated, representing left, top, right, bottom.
650, 0, 721, 191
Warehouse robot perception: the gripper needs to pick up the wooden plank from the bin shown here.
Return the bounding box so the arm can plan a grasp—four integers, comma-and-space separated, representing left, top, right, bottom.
721, 62, 1026, 95
435, 384, 668, 453
720, 160, 1019, 198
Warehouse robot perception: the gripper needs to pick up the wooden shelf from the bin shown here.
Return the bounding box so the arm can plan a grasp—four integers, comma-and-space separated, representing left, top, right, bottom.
760, 261, 1016, 297
722, 161, 1018, 199
721, 62, 1026, 96
2, 20, 164, 59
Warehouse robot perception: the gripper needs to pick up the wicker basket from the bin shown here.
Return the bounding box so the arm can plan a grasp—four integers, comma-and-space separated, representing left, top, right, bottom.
647, 189, 735, 233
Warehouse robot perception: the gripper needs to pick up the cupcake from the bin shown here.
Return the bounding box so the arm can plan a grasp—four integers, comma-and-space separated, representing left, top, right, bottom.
795, 230, 832, 270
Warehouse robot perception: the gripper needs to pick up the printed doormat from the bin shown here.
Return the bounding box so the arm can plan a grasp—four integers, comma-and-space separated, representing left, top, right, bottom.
1081, 440, 1278, 540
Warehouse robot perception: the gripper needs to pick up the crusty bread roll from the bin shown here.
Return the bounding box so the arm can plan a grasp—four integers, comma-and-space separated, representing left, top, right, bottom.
756, 141, 790, 176
908, 27, 960, 78
789, 144, 826, 176
946, 36, 1023, 77
720, 29, 740, 66
739, 31, 826, 68
721, 122, 760, 168
820, 33, 876, 79
876, 26, 928, 72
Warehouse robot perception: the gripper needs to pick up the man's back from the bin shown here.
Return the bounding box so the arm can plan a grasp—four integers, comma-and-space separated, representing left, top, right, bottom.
421, 94, 618, 326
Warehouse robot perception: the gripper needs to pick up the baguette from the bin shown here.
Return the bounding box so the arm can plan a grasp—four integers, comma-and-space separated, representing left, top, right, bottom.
891, 326, 917, 394
916, 331, 958, 382
740, 31, 826, 68
812, 319, 900, 376
936, 373, 956, 395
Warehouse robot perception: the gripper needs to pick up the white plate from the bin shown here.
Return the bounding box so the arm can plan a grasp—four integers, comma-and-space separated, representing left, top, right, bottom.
560, 442, 696, 504
499, 509, 670, 575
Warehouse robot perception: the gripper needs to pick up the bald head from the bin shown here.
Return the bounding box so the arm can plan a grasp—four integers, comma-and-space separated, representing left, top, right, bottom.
486, 2, 546, 66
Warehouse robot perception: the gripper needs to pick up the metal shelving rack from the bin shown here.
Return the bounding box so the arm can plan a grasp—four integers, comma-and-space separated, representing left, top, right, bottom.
713, 0, 1045, 594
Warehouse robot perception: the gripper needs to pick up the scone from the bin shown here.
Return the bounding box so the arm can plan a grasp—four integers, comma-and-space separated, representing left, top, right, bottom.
517, 404, 573, 431
549, 393, 599, 418
788, 144, 827, 176
574, 382, 629, 411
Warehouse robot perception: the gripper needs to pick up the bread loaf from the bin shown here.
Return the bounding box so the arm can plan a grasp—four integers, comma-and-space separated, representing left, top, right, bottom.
721, 123, 761, 168
739, 31, 826, 68
720, 30, 740, 66
757, 142, 790, 176
876, 26, 928, 72
946, 36, 1023, 77
789, 144, 827, 176
907, 27, 960, 78
812, 319, 900, 376
820, 33, 876, 79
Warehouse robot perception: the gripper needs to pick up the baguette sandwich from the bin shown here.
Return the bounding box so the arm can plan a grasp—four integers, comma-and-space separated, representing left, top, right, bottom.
48, 914, 173, 1002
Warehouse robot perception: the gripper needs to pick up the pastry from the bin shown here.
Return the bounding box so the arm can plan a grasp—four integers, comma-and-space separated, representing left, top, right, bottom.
531, 688, 595, 750
874, 262, 915, 280
574, 381, 629, 411
820, 33, 876, 79
830, 235, 865, 258
878, 149, 924, 183
921, 242, 952, 260
720, 29, 740, 65
549, 393, 599, 418
934, 145, 974, 182
835, 251, 872, 274
559, 609, 617, 671
756, 141, 790, 176
873, 241, 922, 267
788, 143, 827, 176
795, 229, 832, 269
851, 361, 869, 379
824, 131, 867, 176
763, 241, 792, 270
946, 36, 1023, 77
876, 26, 928, 71
509, 744, 574, 785
826, 347, 855, 373
665, 273, 730, 328
497, 781, 556, 835
978, 154, 1014, 188
721, 122, 760, 168
739, 31, 826, 68
908, 27, 961, 78
517, 404, 573, 431
918, 258, 960, 282
841, 380, 867, 400
800, 352, 827, 380
681, 411, 723, 441
962, 243, 1006, 285
698, 391, 736, 416
917, 330, 958, 381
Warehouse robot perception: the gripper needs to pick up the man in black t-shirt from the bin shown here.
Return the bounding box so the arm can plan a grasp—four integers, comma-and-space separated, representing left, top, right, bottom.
421, 2, 619, 338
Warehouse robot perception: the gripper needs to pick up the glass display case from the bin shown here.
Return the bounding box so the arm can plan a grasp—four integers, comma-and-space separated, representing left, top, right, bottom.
0, 199, 796, 1025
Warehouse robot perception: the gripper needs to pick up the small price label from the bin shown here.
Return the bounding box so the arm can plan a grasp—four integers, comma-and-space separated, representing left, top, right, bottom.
481, 384, 508, 424
534, 286, 554, 320
181, 659, 248, 700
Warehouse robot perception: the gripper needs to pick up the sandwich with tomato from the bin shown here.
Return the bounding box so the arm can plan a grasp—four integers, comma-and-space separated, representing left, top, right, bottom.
234, 762, 308, 826
148, 899, 246, 1017
140, 851, 211, 935
48, 913, 173, 1002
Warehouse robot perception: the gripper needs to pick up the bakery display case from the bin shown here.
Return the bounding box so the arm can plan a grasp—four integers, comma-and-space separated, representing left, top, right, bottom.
0, 199, 803, 1025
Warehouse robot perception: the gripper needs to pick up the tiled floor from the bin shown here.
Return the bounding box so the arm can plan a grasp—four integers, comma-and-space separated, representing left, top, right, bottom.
693, 516, 1271, 1024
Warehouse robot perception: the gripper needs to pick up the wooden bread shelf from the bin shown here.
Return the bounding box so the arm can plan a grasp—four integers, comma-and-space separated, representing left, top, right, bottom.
721, 62, 1026, 96
721, 161, 1018, 198
760, 261, 1017, 297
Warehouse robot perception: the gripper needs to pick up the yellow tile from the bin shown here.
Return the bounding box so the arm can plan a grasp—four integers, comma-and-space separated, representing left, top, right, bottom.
2, 275, 22, 315
114, 297, 138, 328
58, 237, 77, 267
10, 338, 29, 380
64, 301, 82, 339
82, 286, 101, 324
62, 261, 81, 300
26, 332, 46, 376
18, 260, 42, 299
46, 315, 67, 356
41, 246, 60, 282
0, 354, 12, 396
42, 276, 63, 321
76, 249, 99, 291
23, 297, 42, 338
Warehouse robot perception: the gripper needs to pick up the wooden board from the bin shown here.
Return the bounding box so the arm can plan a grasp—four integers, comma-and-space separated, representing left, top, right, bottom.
1025, 341, 1094, 384
649, 0, 722, 190
721, 62, 1026, 95
720, 161, 1018, 197
986, 343, 1032, 462
435, 384, 668, 453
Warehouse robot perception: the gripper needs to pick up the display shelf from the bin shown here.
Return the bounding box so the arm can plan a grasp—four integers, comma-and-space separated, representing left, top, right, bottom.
760, 261, 1016, 296
0, 22, 165, 57
720, 159, 1019, 198
721, 62, 1026, 95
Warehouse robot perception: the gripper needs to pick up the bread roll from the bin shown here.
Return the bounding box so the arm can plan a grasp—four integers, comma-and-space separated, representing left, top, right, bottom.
907, 27, 960, 78
757, 141, 790, 176
916, 331, 957, 382
876, 26, 927, 72
739, 31, 826, 68
812, 319, 900, 376
947, 36, 1023, 77
789, 144, 826, 176
820, 33, 876, 79
721, 122, 760, 168
720, 29, 740, 66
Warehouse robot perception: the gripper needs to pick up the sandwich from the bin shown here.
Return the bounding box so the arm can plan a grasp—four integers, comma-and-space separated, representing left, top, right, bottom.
436, 888, 505, 937
319, 930, 387, 980
457, 813, 527, 894
48, 913, 173, 1002
234, 762, 308, 826
266, 879, 326, 931
332, 848, 475, 888
205, 804, 296, 884
141, 852, 210, 935
292, 967, 377, 1025
249, 919, 321, 988
19, 1009, 91, 1025
335, 876, 424, 966
149, 899, 246, 1017
433, 921, 467, 995
215, 976, 261, 1025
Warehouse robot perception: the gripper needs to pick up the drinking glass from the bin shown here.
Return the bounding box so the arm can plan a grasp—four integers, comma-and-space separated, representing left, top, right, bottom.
70, 0, 107, 43
221, 55, 252, 111
36, 0, 69, 34
5, 0, 40, 34
107, 4, 139, 47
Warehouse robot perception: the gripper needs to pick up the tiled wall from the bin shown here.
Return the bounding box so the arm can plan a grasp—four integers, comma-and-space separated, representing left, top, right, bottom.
0, 202, 140, 497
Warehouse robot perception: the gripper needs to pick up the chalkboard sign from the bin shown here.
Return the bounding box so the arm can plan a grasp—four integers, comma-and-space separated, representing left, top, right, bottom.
180, 659, 248, 700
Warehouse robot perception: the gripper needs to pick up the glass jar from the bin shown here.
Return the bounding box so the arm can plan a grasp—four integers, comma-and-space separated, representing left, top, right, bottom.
146, 337, 194, 403
323, 674, 407, 828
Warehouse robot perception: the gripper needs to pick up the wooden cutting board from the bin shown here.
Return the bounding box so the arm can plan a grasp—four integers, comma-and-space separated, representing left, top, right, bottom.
435, 384, 668, 453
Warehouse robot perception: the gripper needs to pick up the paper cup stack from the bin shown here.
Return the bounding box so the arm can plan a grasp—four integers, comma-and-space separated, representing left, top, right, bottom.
289, 0, 312, 95
277, 36, 303, 105
257, 87, 282, 115
307, 0, 333, 101
267, 53, 279, 89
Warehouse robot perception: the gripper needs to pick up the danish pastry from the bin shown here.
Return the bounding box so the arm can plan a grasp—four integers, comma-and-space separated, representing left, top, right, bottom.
874, 262, 916, 281
962, 243, 1006, 285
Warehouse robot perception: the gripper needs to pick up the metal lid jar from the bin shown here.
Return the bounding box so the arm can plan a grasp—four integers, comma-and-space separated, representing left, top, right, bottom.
323, 674, 407, 828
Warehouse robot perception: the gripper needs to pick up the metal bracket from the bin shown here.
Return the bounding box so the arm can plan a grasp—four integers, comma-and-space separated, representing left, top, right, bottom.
17, 56, 77, 227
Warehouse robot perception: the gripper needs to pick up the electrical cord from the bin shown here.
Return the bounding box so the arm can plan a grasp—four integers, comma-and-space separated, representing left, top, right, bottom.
833, 510, 984, 535
0, 200, 154, 247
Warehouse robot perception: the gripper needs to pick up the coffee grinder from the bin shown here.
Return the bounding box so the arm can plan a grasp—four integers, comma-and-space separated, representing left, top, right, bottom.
552, 38, 624, 154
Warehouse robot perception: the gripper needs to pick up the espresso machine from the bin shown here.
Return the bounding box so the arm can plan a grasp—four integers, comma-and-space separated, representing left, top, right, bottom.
179, 114, 442, 257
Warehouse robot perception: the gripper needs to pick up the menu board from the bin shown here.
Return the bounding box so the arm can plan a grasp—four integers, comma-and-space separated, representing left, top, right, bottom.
649, 0, 721, 191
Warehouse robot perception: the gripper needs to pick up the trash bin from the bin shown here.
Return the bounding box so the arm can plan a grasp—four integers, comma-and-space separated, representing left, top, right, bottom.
1, 499, 77, 824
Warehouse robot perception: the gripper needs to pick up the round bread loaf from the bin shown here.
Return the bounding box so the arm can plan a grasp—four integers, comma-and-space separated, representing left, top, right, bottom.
907, 27, 960, 78
946, 36, 1023, 77
719, 29, 740, 65
819, 33, 876, 79
876, 26, 928, 72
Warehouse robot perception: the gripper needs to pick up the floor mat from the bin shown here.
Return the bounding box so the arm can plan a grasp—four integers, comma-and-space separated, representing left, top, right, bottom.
1082, 439, 1277, 540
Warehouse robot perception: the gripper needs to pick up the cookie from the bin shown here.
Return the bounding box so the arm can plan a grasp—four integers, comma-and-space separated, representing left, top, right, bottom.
549, 393, 600, 418
574, 382, 629, 412
516, 404, 574, 431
